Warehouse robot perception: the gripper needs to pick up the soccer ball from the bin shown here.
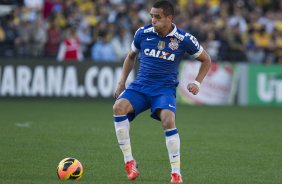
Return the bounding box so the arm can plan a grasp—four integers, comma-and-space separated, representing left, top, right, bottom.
57, 157, 83, 181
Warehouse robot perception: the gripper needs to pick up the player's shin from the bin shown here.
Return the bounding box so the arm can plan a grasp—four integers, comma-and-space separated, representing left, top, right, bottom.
114, 115, 133, 163
165, 128, 181, 175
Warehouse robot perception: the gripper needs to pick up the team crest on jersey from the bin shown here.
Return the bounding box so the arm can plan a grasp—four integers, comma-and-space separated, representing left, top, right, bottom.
157, 41, 165, 50
169, 38, 179, 50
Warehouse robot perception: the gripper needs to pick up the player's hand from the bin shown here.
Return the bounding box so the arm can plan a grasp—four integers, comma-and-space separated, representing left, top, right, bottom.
187, 83, 199, 95
113, 82, 126, 99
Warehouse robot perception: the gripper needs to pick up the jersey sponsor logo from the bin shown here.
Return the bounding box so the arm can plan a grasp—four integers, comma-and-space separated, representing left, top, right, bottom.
168, 38, 179, 50
146, 37, 155, 41
144, 48, 175, 61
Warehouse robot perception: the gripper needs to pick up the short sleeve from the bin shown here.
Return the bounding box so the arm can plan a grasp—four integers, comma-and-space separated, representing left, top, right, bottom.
184, 33, 203, 58
131, 27, 143, 53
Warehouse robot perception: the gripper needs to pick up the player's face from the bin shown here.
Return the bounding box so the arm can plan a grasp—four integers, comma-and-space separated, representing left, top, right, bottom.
150, 7, 172, 35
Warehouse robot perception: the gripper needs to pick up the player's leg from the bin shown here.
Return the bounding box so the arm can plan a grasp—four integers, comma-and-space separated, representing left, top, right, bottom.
151, 94, 182, 183
113, 98, 134, 163
113, 98, 139, 180
113, 90, 149, 180
158, 109, 182, 183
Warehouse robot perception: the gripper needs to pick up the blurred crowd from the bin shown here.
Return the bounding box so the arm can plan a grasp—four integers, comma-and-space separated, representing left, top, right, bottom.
0, 0, 282, 64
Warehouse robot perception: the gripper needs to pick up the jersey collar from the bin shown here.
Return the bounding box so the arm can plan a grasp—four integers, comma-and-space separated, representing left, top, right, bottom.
166, 23, 177, 37
153, 23, 177, 37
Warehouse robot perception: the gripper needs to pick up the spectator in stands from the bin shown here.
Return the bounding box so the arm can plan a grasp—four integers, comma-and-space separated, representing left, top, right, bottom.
226, 23, 247, 62
91, 31, 116, 62
186, 15, 207, 43
2, 18, 20, 57
20, 6, 38, 23
52, 6, 67, 29
0, 24, 4, 41
273, 28, 282, 64
77, 20, 92, 57
258, 10, 275, 34
65, 2, 83, 28
43, 0, 64, 19
77, 0, 93, 13
17, 20, 31, 56
24, 0, 44, 10
0, 24, 5, 56
57, 27, 83, 62
205, 31, 220, 61
45, 18, 62, 57
253, 26, 274, 64
111, 26, 132, 62
30, 17, 47, 57
228, 7, 247, 33
246, 30, 265, 64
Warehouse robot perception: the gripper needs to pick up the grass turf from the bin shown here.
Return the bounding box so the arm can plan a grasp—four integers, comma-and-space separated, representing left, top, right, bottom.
0, 100, 281, 184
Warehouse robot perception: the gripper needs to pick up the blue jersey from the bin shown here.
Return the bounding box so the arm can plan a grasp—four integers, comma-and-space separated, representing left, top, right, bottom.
128, 24, 203, 94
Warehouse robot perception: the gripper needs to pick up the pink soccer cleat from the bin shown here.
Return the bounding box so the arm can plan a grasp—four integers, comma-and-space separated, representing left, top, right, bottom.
125, 160, 139, 180
171, 173, 183, 183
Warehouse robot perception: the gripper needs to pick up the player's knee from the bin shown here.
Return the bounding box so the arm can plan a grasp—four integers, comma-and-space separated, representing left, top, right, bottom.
113, 102, 126, 115
162, 116, 175, 129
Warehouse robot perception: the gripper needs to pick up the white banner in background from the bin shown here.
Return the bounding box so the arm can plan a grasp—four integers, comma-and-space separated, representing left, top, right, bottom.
177, 61, 236, 105
0, 65, 134, 98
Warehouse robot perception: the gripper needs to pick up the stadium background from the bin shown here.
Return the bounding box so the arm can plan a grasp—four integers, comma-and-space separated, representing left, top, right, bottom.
0, 0, 281, 184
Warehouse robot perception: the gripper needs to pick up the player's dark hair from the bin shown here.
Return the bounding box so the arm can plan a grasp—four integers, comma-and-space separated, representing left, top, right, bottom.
153, 0, 174, 17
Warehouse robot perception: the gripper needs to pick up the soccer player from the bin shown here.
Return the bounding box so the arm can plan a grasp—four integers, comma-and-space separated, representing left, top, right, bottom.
113, 1, 211, 183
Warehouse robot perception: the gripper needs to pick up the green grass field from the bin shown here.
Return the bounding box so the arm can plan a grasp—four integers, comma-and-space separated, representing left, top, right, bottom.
0, 100, 281, 184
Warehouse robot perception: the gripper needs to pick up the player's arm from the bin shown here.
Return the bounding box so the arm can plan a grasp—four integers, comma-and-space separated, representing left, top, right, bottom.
114, 50, 137, 98
187, 49, 211, 95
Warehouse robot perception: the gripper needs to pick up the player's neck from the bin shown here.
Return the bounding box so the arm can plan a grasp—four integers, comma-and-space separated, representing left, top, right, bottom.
159, 24, 174, 37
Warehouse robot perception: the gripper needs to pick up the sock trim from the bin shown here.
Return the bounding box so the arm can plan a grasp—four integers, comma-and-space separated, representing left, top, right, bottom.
114, 115, 127, 122
165, 128, 178, 137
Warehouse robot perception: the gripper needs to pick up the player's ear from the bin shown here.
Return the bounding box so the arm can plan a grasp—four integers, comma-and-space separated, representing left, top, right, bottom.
167, 15, 173, 21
